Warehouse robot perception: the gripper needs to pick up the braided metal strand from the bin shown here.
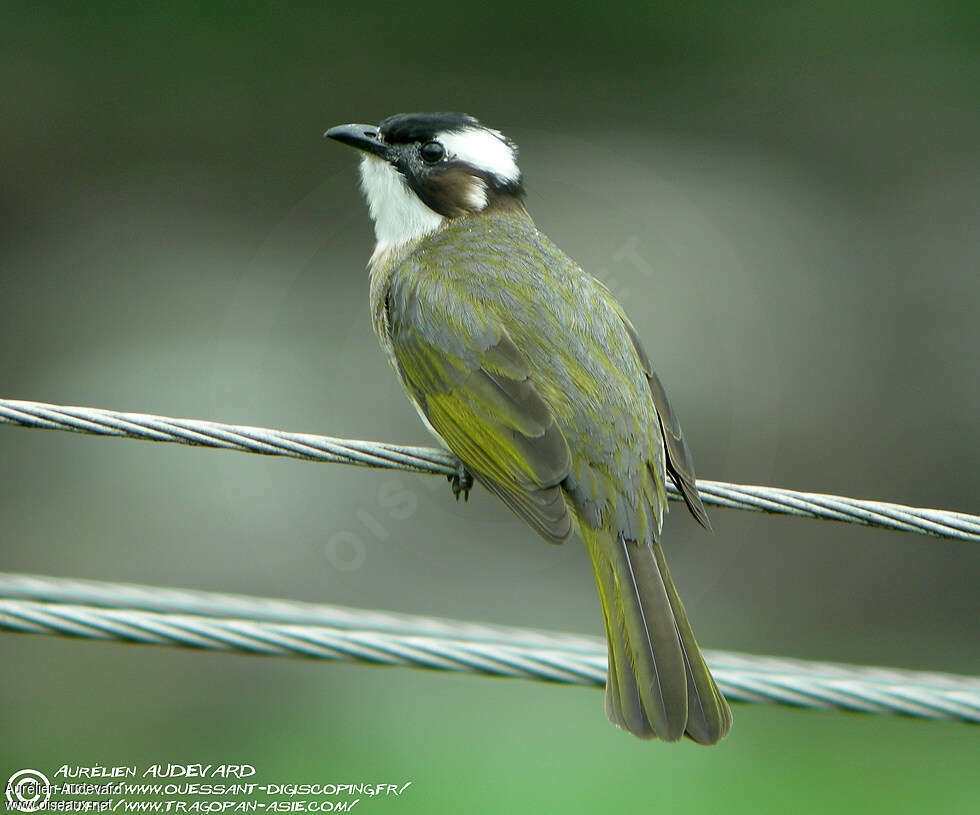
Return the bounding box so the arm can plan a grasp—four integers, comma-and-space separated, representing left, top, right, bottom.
0, 572, 603, 653
2, 398, 977, 541
0, 398, 457, 475
3, 572, 973, 691
1, 598, 977, 722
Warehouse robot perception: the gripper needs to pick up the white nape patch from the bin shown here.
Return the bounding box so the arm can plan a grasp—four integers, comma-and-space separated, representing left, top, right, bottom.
439, 127, 520, 185
465, 177, 488, 210
359, 155, 444, 258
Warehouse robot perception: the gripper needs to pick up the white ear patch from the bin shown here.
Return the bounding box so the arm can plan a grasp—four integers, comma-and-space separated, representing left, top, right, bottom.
464, 177, 489, 210
439, 127, 520, 185
359, 155, 444, 258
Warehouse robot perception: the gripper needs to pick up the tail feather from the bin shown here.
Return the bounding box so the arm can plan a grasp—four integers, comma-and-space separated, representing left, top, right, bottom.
585, 529, 686, 741
652, 540, 732, 744
584, 528, 731, 743
615, 535, 688, 741
591, 541, 654, 737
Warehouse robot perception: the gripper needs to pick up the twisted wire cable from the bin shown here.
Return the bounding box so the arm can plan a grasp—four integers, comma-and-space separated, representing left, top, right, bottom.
1, 594, 977, 723
0, 572, 602, 653
2, 398, 977, 542
4, 573, 975, 695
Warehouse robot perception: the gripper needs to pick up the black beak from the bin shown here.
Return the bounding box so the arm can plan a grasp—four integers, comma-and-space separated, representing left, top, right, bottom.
324, 124, 391, 159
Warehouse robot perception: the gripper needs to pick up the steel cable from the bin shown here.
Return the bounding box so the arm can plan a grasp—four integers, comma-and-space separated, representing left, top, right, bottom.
2, 398, 976, 542
0, 589, 976, 723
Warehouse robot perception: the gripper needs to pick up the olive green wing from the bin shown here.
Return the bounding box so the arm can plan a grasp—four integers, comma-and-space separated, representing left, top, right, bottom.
619, 317, 712, 531
386, 275, 574, 543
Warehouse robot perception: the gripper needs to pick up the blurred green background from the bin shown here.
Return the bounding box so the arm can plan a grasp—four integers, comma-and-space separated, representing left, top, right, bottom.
2, 1, 978, 812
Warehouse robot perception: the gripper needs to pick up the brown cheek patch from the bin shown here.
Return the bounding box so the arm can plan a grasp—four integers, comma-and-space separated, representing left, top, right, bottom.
410, 166, 483, 218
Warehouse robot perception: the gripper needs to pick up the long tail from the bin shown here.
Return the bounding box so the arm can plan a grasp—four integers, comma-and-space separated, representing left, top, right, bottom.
583, 528, 732, 743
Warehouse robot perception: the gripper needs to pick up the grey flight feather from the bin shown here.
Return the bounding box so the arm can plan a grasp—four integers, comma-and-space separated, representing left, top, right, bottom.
621, 319, 712, 531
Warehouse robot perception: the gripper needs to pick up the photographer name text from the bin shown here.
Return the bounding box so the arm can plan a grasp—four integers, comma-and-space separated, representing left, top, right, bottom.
53, 769, 255, 781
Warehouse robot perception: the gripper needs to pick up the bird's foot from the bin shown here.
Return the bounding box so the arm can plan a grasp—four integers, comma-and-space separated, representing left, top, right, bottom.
447, 461, 473, 502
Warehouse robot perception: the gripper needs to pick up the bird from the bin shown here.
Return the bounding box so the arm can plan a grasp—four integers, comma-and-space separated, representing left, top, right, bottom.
325, 112, 732, 743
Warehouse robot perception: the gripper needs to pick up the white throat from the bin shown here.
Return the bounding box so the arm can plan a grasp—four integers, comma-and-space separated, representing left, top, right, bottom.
359, 156, 444, 261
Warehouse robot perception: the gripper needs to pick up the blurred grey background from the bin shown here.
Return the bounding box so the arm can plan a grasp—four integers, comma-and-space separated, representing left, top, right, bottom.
1, 2, 978, 813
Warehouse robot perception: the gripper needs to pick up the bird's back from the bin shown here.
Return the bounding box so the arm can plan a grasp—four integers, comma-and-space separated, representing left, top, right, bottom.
379, 208, 669, 544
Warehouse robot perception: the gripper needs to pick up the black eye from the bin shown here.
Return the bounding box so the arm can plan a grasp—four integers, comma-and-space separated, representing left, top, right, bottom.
420, 141, 445, 163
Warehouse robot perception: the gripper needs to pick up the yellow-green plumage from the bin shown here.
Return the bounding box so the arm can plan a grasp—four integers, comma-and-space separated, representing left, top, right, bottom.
370, 206, 731, 742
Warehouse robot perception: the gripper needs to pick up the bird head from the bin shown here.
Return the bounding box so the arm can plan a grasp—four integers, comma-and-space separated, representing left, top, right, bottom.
325, 112, 524, 256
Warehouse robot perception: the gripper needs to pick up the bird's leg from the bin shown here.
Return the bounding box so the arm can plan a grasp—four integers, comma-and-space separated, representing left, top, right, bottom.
447, 460, 473, 502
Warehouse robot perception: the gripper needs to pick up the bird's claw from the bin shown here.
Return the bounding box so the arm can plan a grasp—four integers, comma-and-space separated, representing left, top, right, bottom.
448, 462, 473, 502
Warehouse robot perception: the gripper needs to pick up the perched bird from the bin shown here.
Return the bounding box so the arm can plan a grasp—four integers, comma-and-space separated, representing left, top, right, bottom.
325, 112, 732, 743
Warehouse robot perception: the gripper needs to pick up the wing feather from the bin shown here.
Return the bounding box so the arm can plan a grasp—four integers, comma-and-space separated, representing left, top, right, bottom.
388, 279, 574, 543
620, 318, 712, 530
